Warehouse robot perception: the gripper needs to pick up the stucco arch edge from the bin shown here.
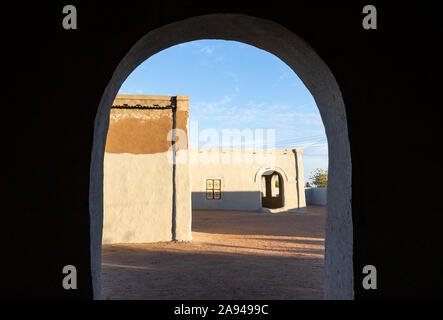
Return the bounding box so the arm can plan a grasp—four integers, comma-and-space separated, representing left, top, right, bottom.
254, 166, 289, 183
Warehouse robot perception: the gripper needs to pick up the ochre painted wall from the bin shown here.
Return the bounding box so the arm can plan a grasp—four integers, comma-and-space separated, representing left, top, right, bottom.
103, 95, 191, 244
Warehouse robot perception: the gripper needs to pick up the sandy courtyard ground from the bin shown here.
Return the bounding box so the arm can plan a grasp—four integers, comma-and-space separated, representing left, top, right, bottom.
102, 206, 325, 300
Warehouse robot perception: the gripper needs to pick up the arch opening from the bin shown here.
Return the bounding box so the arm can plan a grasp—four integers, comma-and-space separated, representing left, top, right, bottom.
261, 171, 284, 209
90, 13, 353, 299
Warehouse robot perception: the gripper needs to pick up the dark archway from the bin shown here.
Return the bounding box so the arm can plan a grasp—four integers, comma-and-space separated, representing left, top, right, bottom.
261, 171, 284, 209
90, 14, 352, 299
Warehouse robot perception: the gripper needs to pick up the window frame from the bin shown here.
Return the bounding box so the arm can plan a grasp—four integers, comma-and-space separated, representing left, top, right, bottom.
206, 179, 222, 200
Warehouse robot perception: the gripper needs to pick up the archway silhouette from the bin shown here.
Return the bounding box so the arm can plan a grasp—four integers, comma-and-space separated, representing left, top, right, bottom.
90, 13, 353, 299
261, 171, 284, 209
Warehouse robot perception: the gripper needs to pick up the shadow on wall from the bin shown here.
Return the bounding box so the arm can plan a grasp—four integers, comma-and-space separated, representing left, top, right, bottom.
192, 191, 262, 211
191, 191, 305, 213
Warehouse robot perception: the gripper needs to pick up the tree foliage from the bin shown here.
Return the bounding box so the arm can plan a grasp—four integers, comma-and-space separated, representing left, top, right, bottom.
309, 168, 328, 188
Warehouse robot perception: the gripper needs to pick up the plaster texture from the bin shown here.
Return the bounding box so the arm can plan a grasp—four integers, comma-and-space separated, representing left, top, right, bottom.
103, 153, 173, 243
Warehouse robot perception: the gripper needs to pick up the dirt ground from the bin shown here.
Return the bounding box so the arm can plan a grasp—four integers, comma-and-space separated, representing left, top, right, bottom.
102, 206, 325, 300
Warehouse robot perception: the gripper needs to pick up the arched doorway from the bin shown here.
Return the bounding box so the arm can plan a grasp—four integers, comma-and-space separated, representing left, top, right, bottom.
90, 13, 353, 299
261, 171, 284, 209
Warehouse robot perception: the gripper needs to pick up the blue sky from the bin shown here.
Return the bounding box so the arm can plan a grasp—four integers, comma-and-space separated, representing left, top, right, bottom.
118, 40, 328, 182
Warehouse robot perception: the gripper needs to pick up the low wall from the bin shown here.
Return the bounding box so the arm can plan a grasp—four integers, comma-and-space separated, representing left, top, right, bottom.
305, 187, 327, 206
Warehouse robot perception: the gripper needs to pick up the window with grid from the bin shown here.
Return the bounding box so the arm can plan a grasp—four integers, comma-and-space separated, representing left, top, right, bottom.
206, 179, 221, 200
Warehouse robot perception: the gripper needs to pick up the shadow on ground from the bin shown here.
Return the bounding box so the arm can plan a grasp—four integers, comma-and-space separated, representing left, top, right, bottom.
102, 206, 326, 300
